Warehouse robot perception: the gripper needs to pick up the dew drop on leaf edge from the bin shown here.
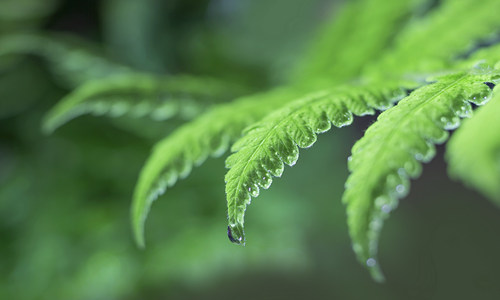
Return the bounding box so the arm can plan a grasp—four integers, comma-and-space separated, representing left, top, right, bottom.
366, 258, 377, 267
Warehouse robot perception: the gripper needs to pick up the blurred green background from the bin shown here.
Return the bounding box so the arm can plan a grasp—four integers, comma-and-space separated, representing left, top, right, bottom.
1, 0, 500, 299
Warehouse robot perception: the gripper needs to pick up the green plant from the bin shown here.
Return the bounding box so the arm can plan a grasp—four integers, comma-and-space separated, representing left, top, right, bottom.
3, 0, 500, 283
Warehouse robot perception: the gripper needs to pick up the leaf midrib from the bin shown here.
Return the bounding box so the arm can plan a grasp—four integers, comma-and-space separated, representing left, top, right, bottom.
348, 74, 468, 255
227, 91, 331, 222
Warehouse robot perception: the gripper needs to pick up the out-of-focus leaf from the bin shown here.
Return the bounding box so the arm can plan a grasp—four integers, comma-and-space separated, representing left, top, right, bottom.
0, 32, 132, 87
42, 74, 246, 134
447, 88, 500, 203
343, 71, 500, 281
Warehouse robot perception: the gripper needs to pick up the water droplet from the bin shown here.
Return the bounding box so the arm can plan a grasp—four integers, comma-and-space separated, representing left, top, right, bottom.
469, 86, 492, 105
268, 163, 284, 177
263, 155, 283, 174
227, 226, 237, 243
297, 133, 317, 149
315, 119, 331, 133
442, 116, 460, 130
457, 102, 472, 118
395, 184, 406, 195
366, 258, 377, 267
283, 147, 299, 166
260, 175, 272, 189
286, 156, 297, 166
248, 183, 259, 198
381, 204, 392, 214
227, 225, 244, 245
335, 112, 354, 127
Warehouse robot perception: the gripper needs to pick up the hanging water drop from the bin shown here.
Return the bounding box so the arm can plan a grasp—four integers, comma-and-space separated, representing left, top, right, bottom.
227, 224, 244, 245
227, 226, 239, 243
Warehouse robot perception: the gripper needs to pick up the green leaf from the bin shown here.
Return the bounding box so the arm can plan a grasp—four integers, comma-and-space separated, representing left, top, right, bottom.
455, 43, 500, 70
0, 32, 132, 87
42, 74, 245, 134
447, 88, 500, 203
367, 0, 500, 78
224, 82, 409, 245
131, 88, 302, 247
342, 70, 500, 282
292, 0, 417, 85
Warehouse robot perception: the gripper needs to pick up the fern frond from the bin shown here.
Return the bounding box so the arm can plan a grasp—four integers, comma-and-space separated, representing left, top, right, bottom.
131, 88, 302, 248
293, 0, 417, 85
224, 82, 410, 245
368, 0, 500, 78
42, 74, 245, 134
0, 32, 131, 87
446, 88, 500, 203
342, 70, 500, 282
456, 43, 500, 70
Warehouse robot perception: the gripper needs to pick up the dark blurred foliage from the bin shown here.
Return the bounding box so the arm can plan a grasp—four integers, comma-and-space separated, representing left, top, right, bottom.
1, 0, 500, 299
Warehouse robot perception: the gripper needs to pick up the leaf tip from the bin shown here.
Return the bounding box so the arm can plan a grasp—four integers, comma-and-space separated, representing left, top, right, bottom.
132, 219, 146, 249
41, 120, 56, 136
227, 223, 245, 245
366, 258, 385, 283
131, 193, 148, 249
